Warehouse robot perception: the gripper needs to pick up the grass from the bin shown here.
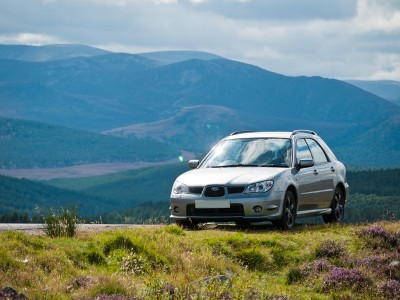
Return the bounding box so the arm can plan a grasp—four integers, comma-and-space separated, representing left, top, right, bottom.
41, 207, 79, 238
0, 222, 400, 299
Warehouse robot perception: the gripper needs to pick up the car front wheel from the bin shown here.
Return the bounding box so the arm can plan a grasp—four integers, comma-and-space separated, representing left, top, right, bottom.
176, 219, 199, 230
323, 187, 345, 223
274, 190, 296, 230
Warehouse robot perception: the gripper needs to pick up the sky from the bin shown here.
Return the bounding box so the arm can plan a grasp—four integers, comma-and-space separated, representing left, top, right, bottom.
0, 0, 399, 81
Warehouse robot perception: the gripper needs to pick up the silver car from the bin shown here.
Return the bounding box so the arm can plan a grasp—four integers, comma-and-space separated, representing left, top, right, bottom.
170, 130, 349, 229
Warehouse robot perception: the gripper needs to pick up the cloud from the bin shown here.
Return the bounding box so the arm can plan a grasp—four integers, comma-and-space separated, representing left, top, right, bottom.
0, 0, 399, 80
178, 0, 358, 21
0, 33, 61, 45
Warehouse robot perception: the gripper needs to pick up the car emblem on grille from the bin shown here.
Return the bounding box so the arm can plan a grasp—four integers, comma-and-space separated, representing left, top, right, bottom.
211, 186, 220, 191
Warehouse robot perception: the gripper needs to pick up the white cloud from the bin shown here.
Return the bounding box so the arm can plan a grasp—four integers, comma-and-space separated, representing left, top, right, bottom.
0, 33, 61, 45
0, 0, 399, 80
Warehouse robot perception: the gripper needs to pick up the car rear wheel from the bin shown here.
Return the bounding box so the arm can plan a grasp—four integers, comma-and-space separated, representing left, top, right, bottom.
274, 190, 296, 230
323, 187, 345, 223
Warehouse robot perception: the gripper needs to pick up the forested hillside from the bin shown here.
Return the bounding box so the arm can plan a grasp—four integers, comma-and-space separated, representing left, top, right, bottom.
0, 117, 179, 168
0, 174, 124, 222
1, 165, 399, 224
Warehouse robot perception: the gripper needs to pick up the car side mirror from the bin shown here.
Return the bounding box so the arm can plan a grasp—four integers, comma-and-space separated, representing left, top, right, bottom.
298, 159, 314, 168
188, 159, 200, 169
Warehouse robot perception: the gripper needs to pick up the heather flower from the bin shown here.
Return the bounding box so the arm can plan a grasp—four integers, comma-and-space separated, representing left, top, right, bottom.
315, 240, 345, 259
377, 280, 400, 300
358, 226, 399, 249
286, 259, 333, 284
323, 267, 367, 291
305, 259, 334, 273
95, 295, 133, 300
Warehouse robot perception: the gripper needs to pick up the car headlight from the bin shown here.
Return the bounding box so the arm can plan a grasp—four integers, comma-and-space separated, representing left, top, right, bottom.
244, 180, 273, 193
172, 181, 189, 194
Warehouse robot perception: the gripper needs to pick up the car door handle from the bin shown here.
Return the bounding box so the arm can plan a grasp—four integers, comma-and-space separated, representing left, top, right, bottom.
331, 167, 335, 172
313, 170, 318, 175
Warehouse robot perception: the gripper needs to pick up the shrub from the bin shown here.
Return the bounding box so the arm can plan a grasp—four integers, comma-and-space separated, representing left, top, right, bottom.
86, 249, 106, 265
315, 240, 345, 259
235, 248, 265, 271
323, 267, 367, 291
358, 225, 399, 249
286, 267, 305, 284
377, 279, 400, 300
103, 235, 137, 255
41, 207, 78, 238
164, 224, 185, 235
286, 259, 333, 284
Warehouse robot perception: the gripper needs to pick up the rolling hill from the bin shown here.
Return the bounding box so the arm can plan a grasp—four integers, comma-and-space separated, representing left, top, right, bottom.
0, 174, 122, 218
0, 117, 179, 168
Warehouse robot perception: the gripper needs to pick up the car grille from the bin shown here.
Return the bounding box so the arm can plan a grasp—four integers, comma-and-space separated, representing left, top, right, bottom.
204, 186, 225, 197
186, 204, 245, 216
188, 186, 245, 195
227, 187, 245, 194
189, 187, 204, 194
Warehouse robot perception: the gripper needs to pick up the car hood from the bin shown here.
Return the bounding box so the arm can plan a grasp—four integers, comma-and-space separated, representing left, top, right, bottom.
176, 167, 286, 186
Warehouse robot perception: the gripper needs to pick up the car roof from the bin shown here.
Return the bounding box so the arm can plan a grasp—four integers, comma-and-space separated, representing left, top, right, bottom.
226, 131, 293, 139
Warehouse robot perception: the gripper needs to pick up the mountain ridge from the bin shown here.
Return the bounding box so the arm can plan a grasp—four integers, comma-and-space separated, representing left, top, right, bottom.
0, 44, 110, 61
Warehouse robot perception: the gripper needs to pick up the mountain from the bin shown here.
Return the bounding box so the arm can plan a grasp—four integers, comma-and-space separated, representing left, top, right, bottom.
0, 44, 399, 167
137, 50, 225, 64
0, 117, 179, 168
346, 80, 400, 106
0, 44, 110, 61
0, 53, 163, 130
104, 104, 352, 153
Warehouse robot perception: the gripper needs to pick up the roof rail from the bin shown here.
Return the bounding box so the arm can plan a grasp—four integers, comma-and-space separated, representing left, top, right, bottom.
230, 130, 254, 136
291, 129, 317, 136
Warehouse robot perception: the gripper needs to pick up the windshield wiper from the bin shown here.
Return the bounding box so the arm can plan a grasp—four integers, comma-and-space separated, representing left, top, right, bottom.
260, 164, 288, 167
211, 164, 259, 168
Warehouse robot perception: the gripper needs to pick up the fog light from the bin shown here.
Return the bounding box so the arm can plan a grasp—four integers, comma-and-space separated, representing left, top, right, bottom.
173, 206, 180, 214
253, 205, 263, 213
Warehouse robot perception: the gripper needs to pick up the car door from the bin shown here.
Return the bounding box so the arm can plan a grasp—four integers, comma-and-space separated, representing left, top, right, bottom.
305, 138, 335, 208
295, 138, 320, 211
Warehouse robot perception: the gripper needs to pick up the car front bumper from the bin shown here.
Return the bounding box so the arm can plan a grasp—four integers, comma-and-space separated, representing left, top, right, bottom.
170, 189, 285, 223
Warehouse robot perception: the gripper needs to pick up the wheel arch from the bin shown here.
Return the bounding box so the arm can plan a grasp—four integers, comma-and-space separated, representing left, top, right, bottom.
286, 184, 298, 209
336, 182, 347, 203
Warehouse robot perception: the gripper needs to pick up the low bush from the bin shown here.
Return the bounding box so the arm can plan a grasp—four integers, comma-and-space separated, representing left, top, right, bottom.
315, 240, 346, 259
358, 225, 399, 249
41, 206, 78, 238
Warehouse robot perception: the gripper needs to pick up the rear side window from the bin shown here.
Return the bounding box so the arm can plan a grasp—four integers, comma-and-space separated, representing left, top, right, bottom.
306, 139, 329, 165
296, 139, 312, 162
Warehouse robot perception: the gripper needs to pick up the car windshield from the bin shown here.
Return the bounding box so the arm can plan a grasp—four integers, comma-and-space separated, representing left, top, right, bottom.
200, 138, 292, 168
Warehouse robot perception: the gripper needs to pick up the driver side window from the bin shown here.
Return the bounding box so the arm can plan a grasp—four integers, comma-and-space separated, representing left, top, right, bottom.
296, 139, 312, 163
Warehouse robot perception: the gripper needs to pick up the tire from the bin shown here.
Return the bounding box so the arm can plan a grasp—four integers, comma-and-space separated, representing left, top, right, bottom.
235, 220, 251, 228
275, 190, 297, 230
176, 219, 199, 230
323, 187, 345, 223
